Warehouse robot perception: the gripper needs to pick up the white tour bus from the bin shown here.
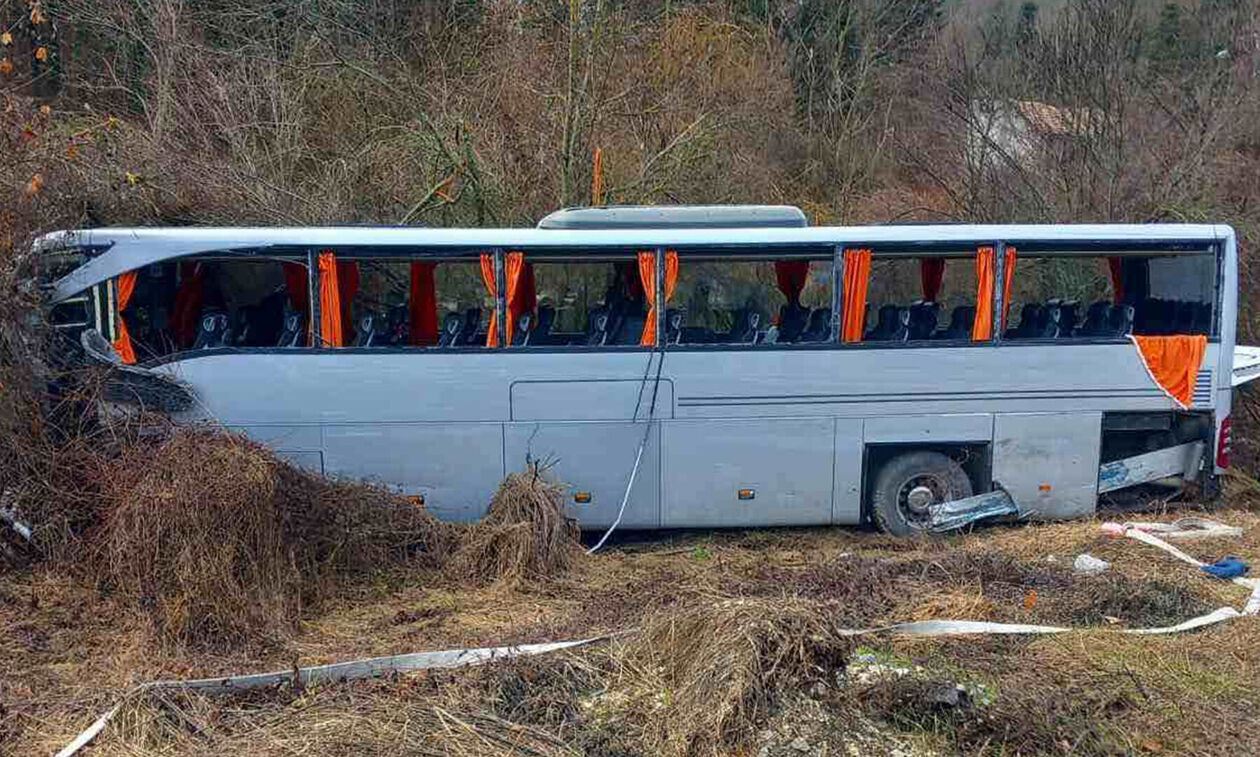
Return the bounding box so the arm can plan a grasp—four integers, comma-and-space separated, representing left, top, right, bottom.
37, 206, 1260, 534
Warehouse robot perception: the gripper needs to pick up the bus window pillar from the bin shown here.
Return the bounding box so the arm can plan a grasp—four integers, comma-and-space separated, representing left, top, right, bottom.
993, 241, 1005, 344
655, 245, 665, 349
307, 248, 320, 347
494, 248, 506, 349
830, 244, 843, 342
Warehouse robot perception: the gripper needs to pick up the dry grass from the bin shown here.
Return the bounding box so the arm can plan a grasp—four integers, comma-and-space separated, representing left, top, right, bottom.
606, 597, 851, 757
449, 463, 582, 586
93, 429, 448, 650
6, 502, 1260, 756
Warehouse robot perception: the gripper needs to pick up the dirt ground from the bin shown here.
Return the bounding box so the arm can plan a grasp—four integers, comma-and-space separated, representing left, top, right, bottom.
4, 501, 1260, 756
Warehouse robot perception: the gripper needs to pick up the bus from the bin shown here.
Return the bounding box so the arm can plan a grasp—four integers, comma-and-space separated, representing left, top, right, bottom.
37, 206, 1260, 535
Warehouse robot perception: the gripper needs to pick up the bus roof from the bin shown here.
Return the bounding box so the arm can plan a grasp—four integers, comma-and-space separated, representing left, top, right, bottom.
536, 205, 809, 229
40, 221, 1232, 303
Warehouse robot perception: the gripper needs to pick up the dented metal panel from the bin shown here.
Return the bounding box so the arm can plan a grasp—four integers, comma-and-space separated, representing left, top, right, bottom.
1097, 442, 1205, 493
992, 412, 1103, 519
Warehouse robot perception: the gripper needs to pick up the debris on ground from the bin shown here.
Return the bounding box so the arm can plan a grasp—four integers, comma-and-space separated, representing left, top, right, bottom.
1073, 553, 1110, 575
1200, 555, 1250, 580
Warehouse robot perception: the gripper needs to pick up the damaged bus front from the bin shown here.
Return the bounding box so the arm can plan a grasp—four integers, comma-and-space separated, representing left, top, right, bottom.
34, 212, 1260, 534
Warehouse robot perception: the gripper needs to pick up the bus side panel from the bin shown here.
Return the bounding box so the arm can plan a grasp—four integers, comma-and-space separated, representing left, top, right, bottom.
662, 418, 834, 527
321, 423, 503, 523
503, 421, 661, 529
229, 424, 324, 474
992, 412, 1102, 519
832, 418, 864, 524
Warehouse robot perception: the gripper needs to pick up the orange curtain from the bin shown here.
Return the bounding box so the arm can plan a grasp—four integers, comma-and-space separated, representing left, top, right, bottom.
479, 254, 497, 346
409, 262, 438, 346
113, 271, 138, 364
503, 252, 527, 345
972, 246, 996, 341
1001, 246, 1017, 329
841, 248, 871, 342
1132, 335, 1207, 409
775, 260, 810, 305
171, 262, 204, 349
920, 258, 945, 302
1107, 258, 1125, 303
638, 250, 679, 346
318, 251, 344, 347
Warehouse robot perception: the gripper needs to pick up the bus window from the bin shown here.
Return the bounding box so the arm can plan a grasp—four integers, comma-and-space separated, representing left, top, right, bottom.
1005, 253, 1214, 340
519, 256, 645, 347
349, 257, 493, 348
1142, 255, 1215, 336
863, 255, 978, 342
672, 255, 833, 345
110, 257, 308, 362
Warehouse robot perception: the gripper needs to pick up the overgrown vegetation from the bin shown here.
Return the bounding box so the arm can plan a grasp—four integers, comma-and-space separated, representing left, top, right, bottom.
5, 0, 1260, 754
96, 430, 450, 648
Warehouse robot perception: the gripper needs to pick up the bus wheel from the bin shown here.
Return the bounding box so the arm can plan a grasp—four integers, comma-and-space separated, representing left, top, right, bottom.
871, 451, 973, 537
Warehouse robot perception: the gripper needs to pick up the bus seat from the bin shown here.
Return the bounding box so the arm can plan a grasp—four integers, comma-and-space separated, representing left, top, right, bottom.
1077, 301, 1111, 336
353, 312, 382, 347
907, 301, 939, 340
585, 307, 612, 345
1042, 301, 1065, 338
734, 309, 764, 344
438, 312, 464, 346
613, 314, 646, 345
801, 307, 832, 342
665, 308, 685, 344
193, 310, 231, 349
277, 308, 306, 348
866, 304, 900, 341
512, 312, 534, 346
535, 305, 556, 344
459, 307, 482, 345
936, 305, 974, 340
1107, 303, 1135, 336
246, 291, 288, 347
776, 303, 810, 343
230, 306, 254, 346
384, 304, 409, 345
1053, 301, 1079, 337
1007, 303, 1042, 339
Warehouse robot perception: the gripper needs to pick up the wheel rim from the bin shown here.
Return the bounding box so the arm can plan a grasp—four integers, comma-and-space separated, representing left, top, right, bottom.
895, 473, 950, 528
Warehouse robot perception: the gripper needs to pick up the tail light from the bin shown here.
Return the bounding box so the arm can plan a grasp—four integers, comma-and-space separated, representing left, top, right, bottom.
1217, 416, 1232, 469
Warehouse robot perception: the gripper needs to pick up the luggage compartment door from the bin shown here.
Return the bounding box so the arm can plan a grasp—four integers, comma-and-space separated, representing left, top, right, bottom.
503, 421, 661, 529
663, 418, 836, 527
992, 411, 1102, 519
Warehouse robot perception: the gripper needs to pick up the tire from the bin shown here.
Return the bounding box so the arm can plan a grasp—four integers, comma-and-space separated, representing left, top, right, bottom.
870, 451, 973, 537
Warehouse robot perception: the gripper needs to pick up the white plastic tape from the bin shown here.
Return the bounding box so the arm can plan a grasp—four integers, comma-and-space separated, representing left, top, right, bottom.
55, 637, 604, 757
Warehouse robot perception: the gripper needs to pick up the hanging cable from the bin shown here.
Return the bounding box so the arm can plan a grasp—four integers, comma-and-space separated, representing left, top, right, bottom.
586, 339, 667, 555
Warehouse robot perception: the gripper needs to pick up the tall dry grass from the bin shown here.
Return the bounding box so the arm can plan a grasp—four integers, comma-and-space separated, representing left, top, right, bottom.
94, 429, 449, 649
